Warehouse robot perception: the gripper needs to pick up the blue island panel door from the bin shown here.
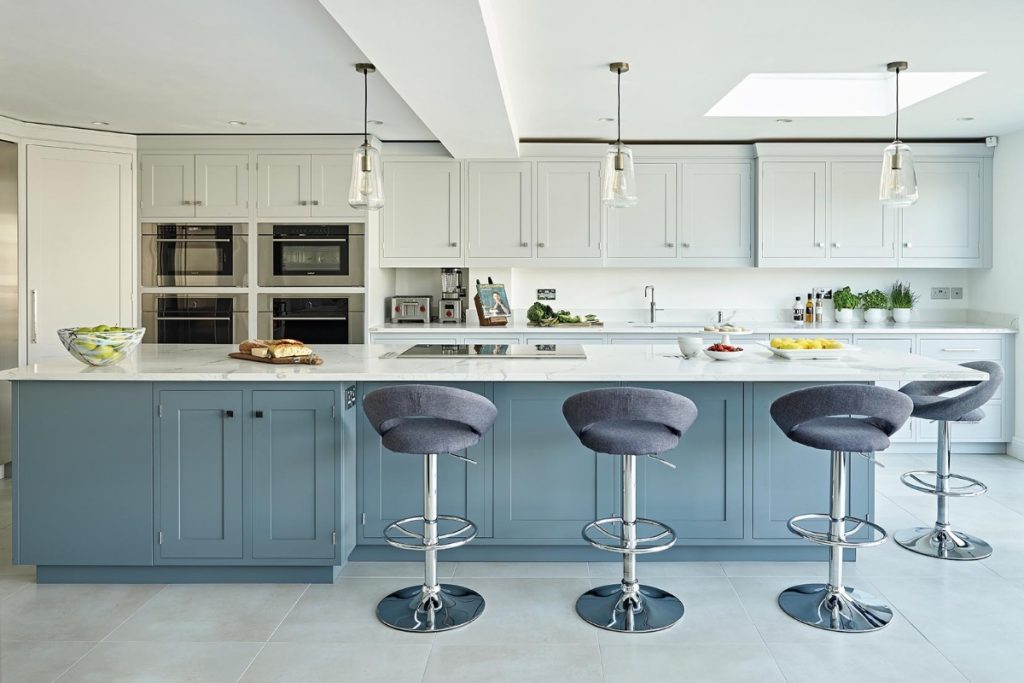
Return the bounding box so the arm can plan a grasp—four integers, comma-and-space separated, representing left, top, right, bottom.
251, 390, 337, 560
157, 390, 244, 560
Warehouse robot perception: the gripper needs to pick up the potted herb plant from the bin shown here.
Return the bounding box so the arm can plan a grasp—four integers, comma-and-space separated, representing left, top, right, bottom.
890, 281, 918, 323
832, 286, 860, 323
860, 289, 890, 324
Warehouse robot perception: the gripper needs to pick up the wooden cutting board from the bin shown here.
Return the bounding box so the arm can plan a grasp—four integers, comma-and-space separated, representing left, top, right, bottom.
229, 352, 324, 366
526, 321, 604, 328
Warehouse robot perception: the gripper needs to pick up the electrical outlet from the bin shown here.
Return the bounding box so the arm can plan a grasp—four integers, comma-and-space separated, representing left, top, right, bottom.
931, 287, 950, 300
537, 288, 556, 301
950, 287, 964, 300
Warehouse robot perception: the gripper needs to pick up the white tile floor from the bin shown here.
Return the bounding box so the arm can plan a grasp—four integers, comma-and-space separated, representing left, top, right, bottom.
1, 452, 1022, 682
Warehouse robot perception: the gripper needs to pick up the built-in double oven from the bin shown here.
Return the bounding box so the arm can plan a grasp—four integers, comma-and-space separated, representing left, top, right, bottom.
257, 223, 364, 287
141, 294, 248, 344
142, 223, 247, 287
257, 294, 364, 344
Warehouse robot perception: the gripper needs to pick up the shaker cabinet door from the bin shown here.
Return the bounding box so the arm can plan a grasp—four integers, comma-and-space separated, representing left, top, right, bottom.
382, 161, 462, 259
759, 161, 827, 260
900, 161, 982, 261
311, 154, 356, 217
680, 162, 752, 260
257, 154, 311, 217
829, 162, 897, 262
467, 161, 533, 259
141, 154, 195, 218
606, 163, 677, 259
195, 154, 249, 218
535, 162, 602, 259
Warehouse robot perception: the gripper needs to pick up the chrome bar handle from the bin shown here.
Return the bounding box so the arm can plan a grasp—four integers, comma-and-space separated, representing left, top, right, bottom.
447, 451, 478, 466
30, 289, 38, 343
646, 453, 677, 469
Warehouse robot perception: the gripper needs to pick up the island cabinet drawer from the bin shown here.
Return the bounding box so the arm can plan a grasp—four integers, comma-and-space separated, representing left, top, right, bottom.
916, 405, 1005, 442
852, 336, 914, 354
918, 337, 1003, 361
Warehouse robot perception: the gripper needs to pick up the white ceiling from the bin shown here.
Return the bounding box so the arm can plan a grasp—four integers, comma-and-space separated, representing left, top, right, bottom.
3, 0, 1024, 154
0, 0, 434, 139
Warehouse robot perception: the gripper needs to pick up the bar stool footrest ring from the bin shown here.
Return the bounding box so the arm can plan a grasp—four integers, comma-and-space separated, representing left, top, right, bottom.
582, 517, 677, 555
787, 513, 887, 549
900, 470, 987, 497
383, 514, 478, 552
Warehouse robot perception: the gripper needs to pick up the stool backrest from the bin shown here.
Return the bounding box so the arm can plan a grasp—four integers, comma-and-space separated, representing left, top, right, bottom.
563, 387, 698, 439
770, 384, 913, 437
364, 384, 498, 438
900, 361, 1003, 419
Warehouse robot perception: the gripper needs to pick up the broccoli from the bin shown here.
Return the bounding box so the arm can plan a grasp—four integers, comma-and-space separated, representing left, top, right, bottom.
527, 301, 555, 323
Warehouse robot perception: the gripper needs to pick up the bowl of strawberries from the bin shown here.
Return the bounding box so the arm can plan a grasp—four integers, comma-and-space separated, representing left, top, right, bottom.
704, 342, 745, 361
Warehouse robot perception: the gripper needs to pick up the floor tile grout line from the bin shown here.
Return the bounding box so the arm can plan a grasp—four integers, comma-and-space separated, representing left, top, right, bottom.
51, 582, 170, 682
233, 582, 310, 682
724, 575, 793, 683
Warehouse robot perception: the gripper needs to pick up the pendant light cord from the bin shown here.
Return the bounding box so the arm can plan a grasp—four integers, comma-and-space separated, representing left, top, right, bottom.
363, 68, 369, 147
616, 66, 622, 148
894, 66, 900, 142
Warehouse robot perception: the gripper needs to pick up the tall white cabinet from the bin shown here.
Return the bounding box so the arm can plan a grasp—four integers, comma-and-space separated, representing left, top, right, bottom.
27, 144, 134, 363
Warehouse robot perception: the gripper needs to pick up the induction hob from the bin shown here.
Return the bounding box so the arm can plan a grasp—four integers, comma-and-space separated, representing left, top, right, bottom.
390, 343, 587, 359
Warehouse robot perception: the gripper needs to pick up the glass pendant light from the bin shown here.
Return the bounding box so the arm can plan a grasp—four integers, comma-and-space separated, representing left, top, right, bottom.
349, 63, 384, 210
602, 62, 638, 207
879, 61, 918, 206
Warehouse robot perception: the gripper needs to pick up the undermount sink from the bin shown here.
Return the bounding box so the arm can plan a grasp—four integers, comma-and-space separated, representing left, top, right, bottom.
626, 321, 705, 328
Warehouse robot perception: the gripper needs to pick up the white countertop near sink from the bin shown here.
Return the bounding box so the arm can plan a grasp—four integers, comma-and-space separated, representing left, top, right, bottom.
0, 343, 989, 383
369, 321, 1016, 335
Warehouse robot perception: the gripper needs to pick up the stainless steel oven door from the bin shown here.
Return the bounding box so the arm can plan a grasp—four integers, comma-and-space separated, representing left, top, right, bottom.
257, 225, 364, 287
141, 224, 248, 287
256, 294, 364, 344
141, 294, 249, 344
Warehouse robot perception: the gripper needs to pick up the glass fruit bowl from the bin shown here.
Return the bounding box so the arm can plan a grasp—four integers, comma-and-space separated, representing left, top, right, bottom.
58, 326, 145, 367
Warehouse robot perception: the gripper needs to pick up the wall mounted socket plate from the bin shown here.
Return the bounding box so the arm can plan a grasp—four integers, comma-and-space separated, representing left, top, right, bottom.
537, 288, 556, 301
931, 287, 951, 300
950, 287, 964, 300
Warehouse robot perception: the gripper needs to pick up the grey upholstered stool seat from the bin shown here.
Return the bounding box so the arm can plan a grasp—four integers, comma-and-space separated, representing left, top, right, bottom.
563, 387, 698, 633
363, 384, 497, 632
771, 384, 913, 633
895, 361, 1003, 561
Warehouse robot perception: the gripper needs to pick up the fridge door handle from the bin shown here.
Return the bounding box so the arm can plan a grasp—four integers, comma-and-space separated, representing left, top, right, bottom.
31, 289, 38, 343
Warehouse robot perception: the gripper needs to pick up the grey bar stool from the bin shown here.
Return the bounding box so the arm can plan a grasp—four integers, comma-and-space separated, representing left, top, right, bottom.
771, 384, 912, 633
563, 387, 698, 633
895, 361, 1003, 560
363, 384, 497, 632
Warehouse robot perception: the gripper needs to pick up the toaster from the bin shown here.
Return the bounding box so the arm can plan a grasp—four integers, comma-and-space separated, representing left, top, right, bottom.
388, 296, 432, 323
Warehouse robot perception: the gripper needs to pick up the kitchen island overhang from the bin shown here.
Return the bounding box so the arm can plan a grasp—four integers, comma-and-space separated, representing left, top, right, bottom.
2, 345, 988, 583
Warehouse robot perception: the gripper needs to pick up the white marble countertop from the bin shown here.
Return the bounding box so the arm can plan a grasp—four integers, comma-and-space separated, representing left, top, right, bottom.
370, 321, 1016, 335
0, 344, 989, 383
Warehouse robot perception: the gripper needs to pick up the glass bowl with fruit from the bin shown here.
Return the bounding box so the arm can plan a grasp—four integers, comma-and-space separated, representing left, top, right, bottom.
704, 342, 745, 360
58, 325, 145, 367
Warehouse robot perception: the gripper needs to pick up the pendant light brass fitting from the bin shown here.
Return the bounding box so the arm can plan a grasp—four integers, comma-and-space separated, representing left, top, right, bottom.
887, 61, 908, 73
609, 62, 630, 74
355, 63, 376, 75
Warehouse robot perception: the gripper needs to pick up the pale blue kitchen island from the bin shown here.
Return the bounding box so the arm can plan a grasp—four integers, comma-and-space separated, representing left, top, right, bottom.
1, 344, 986, 583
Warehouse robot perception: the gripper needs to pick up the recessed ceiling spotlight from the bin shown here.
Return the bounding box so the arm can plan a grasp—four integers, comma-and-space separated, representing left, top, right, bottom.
776, 118, 793, 123
91, 121, 109, 126
597, 116, 616, 122
367, 120, 384, 126
227, 120, 247, 126
957, 116, 975, 121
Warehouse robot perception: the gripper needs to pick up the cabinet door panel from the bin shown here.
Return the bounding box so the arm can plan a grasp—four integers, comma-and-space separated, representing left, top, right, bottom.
492, 383, 616, 540
311, 154, 355, 217
257, 154, 311, 217
536, 162, 601, 259
760, 162, 826, 259
141, 154, 195, 218
901, 161, 981, 260
829, 162, 896, 260
196, 154, 249, 218
467, 161, 532, 259
157, 390, 244, 559
681, 162, 752, 259
607, 163, 677, 258
252, 390, 336, 560
382, 162, 461, 259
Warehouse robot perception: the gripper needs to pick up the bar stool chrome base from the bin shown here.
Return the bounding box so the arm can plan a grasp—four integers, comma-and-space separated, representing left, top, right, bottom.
377, 583, 485, 633
576, 583, 684, 633
894, 525, 993, 561
778, 583, 893, 633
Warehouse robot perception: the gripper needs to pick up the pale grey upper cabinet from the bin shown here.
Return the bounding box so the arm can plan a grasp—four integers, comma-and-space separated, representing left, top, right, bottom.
829, 161, 897, 263
141, 154, 195, 218
257, 154, 311, 218
900, 161, 982, 263
680, 162, 752, 261
310, 154, 354, 218
759, 161, 827, 261
382, 161, 462, 260
536, 161, 602, 259
467, 161, 532, 260
607, 163, 677, 259
142, 154, 248, 218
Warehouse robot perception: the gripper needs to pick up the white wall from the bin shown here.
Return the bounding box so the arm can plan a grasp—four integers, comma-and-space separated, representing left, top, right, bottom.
970, 130, 1024, 452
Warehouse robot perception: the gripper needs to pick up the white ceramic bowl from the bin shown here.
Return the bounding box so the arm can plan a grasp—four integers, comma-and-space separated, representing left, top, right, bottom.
677, 336, 704, 358
704, 347, 745, 361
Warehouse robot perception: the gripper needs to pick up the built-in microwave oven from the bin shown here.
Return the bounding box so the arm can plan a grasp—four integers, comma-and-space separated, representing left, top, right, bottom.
141, 294, 249, 344
141, 223, 247, 287
257, 294, 364, 344
257, 224, 365, 287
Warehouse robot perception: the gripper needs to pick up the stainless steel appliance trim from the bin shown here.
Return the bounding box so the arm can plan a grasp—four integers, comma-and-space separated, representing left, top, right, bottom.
270, 237, 348, 243
271, 316, 348, 322
257, 224, 365, 287
256, 223, 365, 236
257, 293, 365, 312
141, 224, 248, 287
141, 294, 249, 344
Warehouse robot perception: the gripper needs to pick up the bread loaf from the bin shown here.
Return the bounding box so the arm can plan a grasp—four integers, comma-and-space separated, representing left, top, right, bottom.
268, 342, 313, 358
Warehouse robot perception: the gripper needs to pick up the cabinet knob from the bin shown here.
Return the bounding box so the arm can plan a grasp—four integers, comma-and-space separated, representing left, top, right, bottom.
298, 200, 309, 206
311, 199, 320, 205
833, 242, 841, 248
224, 410, 234, 418
666, 242, 675, 248
449, 241, 458, 248
193, 199, 202, 206
182, 200, 192, 206
682, 242, 691, 248
537, 242, 545, 248
815, 242, 824, 248
904, 242, 913, 248
254, 410, 264, 419
521, 241, 529, 247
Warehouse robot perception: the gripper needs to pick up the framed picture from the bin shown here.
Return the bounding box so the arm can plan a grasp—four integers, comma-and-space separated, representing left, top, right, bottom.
477, 283, 511, 318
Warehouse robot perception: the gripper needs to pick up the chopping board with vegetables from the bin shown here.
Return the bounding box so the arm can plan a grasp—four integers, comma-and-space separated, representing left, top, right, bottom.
526, 302, 602, 327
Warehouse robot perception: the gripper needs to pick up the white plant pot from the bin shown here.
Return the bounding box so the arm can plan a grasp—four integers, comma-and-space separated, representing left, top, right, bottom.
834, 308, 855, 323
892, 308, 913, 323
863, 308, 888, 324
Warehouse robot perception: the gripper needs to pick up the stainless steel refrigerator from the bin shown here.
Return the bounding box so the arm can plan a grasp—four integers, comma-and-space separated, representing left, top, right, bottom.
0, 140, 16, 473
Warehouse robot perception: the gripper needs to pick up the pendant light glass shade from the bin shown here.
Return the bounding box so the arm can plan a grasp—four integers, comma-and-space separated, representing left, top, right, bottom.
879, 141, 918, 207
349, 143, 384, 209
602, 144, 638, 207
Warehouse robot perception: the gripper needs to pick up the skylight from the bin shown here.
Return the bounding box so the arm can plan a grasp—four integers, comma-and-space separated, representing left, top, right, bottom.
705, 71, 984, 117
